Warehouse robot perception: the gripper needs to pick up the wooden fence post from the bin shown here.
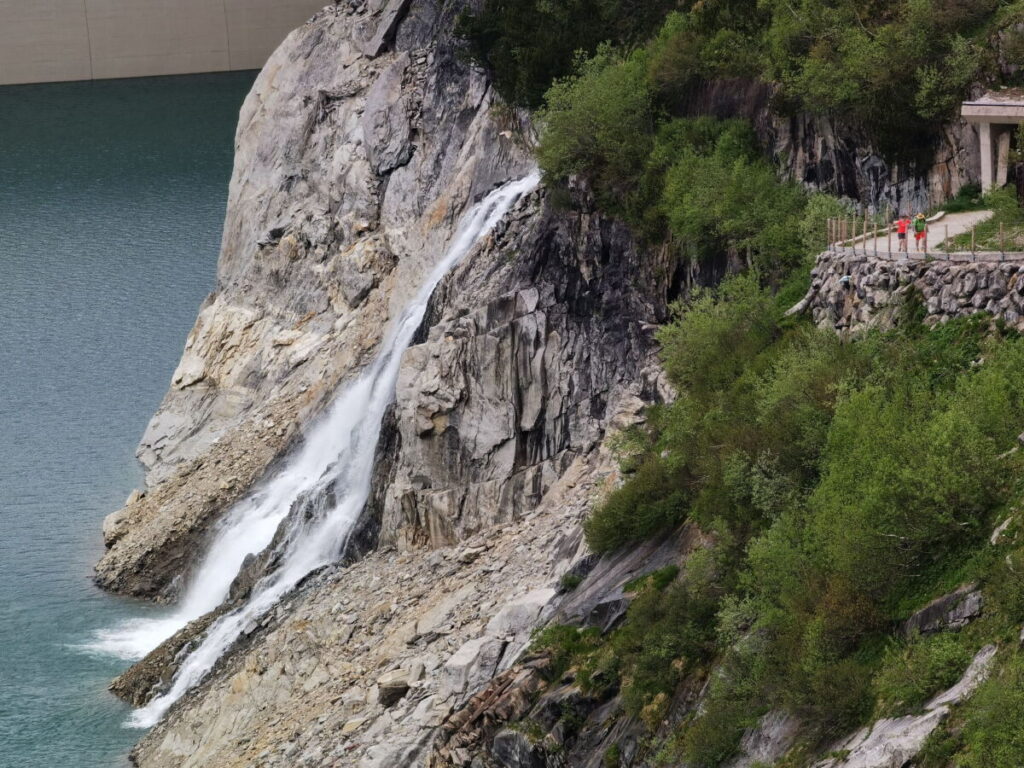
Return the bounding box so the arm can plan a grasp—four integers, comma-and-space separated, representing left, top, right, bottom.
945, 225, 949, 260
874, 211, 878, 258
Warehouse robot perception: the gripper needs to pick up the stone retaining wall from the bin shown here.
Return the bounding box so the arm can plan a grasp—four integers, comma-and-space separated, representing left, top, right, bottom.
802, 251, 1024, 331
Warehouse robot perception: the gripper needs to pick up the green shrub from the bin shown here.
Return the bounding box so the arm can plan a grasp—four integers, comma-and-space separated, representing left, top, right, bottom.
612, 580, 720, 715
799, 193, 854, 255
917, 724, 963, 768
559, 572, 584, 592
532, 624, 604, 681
456, 0, 676, 107
679, 696, 753, 767
536, 46, 654, 217
809, 381, 1000, 598
957, 654, 1024, 768
584, 456, 687, 553
873, 633, 973, 716
657, 274, 779, 399
986, 546, 1024, 626
671, 643, 765, 768
941, 186, 984, 214
624, 564, 680, 593
660, 133, 807, 278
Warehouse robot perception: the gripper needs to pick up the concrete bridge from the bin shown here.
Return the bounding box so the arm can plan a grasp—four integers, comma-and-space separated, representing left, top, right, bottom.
0, 0, 325, 86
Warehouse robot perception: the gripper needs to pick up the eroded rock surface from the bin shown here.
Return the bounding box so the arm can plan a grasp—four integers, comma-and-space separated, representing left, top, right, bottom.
683, 78, 979, 213
902, 583, 984, 637
129, 444, 627, 767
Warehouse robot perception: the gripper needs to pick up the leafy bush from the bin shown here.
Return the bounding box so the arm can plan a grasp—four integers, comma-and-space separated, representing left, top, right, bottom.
611, 579, 720, 715
537, 46, 655, 217
559, 572, 584, 592
679, 695, 754, 767
800, 193, 854, 255
958, 654, 1024, 768
985, 546, 1024, 625
456, 0, 676, 107
657, 274, 778, 400
873, 633, 973, 716
531, 624, 604, 681
584, 456, 687, 553
809, 382, 1000, 598
660, 129, 807, 278
624, 564, 680, 593
942, 183, 985, 214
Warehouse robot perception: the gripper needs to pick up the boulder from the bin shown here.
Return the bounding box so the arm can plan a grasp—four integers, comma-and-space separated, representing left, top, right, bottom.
491, 729, 544, 768
101, 506, 131, 547
377, 668, 413, 707
725, 710, 801, 768
902, 583, 983, 636
485, 588, 555, 639
440, 637, 506, 701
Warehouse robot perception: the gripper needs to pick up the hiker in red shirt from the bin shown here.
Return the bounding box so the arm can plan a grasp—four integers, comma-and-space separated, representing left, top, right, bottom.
894, 214, 911, 253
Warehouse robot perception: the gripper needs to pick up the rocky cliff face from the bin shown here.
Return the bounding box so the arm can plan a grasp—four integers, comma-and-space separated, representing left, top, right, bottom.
96, 0, 538, 599
683, 79, 980, 214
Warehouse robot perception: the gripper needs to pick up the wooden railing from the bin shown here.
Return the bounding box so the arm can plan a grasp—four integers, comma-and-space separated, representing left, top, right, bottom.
825, 214, 1024, 262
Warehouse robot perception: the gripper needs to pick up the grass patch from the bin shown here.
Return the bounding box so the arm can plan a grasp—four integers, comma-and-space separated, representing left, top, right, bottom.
872, 633, 973, 717
948, 188, 1024, 251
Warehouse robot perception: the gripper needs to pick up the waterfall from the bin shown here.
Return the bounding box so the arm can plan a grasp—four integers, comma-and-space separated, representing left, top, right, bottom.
89, 172, 538, 728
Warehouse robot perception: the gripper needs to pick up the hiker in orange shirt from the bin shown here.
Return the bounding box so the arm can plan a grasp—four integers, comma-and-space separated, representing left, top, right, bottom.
894, 214, 911, 253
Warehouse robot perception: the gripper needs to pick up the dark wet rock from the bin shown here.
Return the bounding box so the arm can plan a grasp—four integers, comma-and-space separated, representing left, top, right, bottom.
902, 583, 984, 636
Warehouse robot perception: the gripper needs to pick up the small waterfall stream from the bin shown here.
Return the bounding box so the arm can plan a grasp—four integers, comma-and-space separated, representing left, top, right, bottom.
90, 172, 539, 728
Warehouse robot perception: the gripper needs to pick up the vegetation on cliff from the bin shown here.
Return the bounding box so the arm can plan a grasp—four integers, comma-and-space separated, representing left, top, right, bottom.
552, 282, 1024, 764
461, 0, 1022, 153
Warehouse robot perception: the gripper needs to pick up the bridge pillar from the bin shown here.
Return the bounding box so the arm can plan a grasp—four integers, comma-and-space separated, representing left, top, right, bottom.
962, 91, 1024, 192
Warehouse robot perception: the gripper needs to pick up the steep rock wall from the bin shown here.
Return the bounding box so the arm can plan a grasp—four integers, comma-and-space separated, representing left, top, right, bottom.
102, 0, 673, 764
684, 79, 980, 214
96, 0, 537, 598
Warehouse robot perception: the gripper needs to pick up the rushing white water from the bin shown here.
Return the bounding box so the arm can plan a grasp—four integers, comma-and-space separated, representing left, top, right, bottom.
108, 172, 538, 728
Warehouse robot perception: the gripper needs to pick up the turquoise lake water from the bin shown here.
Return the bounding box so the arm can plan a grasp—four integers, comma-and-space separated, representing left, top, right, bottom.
0, 72, 255, 767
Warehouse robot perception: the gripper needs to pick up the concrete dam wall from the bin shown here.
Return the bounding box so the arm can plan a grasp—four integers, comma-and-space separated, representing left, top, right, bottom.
0, 0, 326, 86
